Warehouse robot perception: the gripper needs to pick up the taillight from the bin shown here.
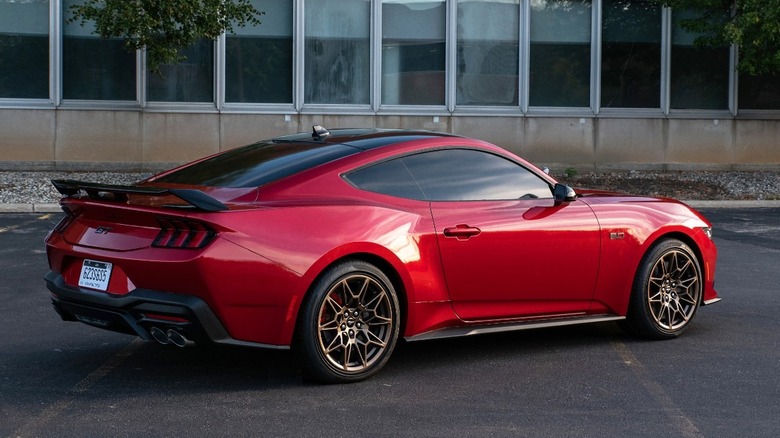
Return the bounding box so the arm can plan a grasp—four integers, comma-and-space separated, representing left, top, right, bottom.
153, 218, 216, 249
54, 207, 75, 233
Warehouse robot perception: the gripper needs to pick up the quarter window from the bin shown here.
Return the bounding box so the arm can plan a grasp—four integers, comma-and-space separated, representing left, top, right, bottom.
344, 158, 425, 200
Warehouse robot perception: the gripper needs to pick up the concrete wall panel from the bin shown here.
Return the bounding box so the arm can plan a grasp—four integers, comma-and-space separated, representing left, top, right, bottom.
322, 115, 378, 130
0, 110, 54, 164
666, 119, 734, 167
523, 117, 595, 170
143, 113, 220, 165
596, 118, 665, 169
451, 117, 524, 156
735, 120, 780, 166
2, 110, 780, 171
55, 111, 142, 165
220, 114, 298, 151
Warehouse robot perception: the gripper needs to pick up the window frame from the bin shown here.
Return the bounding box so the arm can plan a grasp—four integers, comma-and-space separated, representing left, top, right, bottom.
344, 146, 554, 202
0, 0, 777, 119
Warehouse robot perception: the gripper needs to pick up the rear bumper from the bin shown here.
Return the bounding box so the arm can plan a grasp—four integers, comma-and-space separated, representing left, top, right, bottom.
44, 271, 288, 350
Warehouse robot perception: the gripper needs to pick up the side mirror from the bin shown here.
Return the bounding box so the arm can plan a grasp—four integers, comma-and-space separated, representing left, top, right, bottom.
553, 183, 577, 204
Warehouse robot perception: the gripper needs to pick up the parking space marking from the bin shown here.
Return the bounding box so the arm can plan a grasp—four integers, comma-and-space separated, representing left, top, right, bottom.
0, 214, 54, 234
611, 341, 704, 438
9, 339, 143, 438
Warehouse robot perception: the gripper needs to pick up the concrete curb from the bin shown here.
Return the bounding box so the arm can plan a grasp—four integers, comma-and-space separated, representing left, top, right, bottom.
1, 200, 779, 214
682, 200, 780, 209
0, 203, 62, 213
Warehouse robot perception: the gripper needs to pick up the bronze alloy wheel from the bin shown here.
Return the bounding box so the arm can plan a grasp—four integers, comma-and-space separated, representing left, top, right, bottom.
297, 260, 400, 383
624, 238, 703, 339
317, 273, 395, 373
645, 248, 702, 331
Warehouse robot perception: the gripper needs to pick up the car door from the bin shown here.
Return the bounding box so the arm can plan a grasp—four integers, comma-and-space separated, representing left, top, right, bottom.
402, 148, 601, 322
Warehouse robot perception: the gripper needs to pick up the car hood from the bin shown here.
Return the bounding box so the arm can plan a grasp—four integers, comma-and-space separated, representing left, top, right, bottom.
573, 187, 687, 206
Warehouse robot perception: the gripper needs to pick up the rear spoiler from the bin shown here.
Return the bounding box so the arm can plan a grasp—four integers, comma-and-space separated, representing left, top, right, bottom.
51, 179, 229, 212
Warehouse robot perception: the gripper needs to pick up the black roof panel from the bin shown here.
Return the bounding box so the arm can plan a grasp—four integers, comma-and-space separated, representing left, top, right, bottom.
150, 128, 462, 188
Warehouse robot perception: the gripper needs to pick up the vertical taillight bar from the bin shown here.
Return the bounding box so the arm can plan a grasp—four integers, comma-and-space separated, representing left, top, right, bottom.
153, 218, 216, 249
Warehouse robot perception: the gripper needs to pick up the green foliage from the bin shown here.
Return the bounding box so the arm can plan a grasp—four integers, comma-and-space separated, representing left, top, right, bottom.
67, 0, 263, 73
653, 0, 780, 75
564, 167, 578, 178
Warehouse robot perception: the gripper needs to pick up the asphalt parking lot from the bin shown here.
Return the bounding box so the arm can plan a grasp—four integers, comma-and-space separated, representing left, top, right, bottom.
1, 209, 779, 437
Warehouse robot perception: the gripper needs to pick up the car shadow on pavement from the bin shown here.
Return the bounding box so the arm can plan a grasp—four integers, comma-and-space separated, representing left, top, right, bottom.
20, 318, 726, 399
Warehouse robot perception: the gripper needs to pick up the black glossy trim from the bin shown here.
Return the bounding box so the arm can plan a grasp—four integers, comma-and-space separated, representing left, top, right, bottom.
44, 271, 288, 350
51, 179, 229, 212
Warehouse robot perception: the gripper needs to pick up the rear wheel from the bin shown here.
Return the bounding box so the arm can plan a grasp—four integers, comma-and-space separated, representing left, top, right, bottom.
296, 260, 400, 383
624, 238, 702, 339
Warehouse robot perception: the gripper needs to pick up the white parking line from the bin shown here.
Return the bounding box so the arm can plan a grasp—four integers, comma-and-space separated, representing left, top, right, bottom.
0, 214, 53, 234
611, 341, 704, 438
9, 339, 143, 438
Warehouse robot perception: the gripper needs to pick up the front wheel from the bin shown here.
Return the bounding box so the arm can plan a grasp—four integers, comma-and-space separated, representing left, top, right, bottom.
296, 260, 400, 383
624, 239, 702, 339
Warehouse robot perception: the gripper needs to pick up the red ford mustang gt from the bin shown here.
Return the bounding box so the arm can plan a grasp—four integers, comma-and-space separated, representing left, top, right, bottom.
44, 127, 719, 383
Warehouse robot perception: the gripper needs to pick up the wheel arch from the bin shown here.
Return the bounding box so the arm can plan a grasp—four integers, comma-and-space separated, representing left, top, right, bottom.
293, 250, 410, 346
622, 230, 706, 338
638, 230, 707, 305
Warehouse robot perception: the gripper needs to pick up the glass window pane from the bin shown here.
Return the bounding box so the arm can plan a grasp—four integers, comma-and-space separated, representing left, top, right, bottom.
63, 0, 135, 101
305, 0, 370, 104
154, 141, 359, 188
739, 74, 780, 110
529, 0, 591, 107
670, 10, 728, 110
0, 0, 49, 99
456, 0, 519, 106
403, 149, 552, 201
147, 40, 214, 103
601, 0, 661, 109
382, 0, 446, 106
226, 0, 292, 103
345, 158, 425, 200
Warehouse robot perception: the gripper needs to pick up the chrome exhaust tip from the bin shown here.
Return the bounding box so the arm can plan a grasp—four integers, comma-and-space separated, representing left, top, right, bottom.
166, 329, 189, 348
150, 326, 170, 345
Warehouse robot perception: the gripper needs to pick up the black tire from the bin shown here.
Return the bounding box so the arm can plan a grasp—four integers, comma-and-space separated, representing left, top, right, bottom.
623, 238, 702, 339
295, 260, 400, 383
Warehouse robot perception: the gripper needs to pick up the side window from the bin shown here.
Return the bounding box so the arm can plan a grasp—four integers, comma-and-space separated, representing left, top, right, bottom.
402, 149, 552, 201
346, 148, 552, 201
344, 158, 426, 200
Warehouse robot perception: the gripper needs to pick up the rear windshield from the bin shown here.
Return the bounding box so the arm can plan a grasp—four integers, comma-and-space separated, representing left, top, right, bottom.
152, 141, 358, 188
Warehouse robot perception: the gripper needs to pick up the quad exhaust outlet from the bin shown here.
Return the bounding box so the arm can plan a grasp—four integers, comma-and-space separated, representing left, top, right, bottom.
149, 326, 190, 347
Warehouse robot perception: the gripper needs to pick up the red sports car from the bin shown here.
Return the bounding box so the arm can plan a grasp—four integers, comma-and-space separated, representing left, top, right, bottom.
45, 127, 719, 383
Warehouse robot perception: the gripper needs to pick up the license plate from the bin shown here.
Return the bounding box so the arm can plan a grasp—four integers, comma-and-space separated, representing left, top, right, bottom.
78, 259, 113, 291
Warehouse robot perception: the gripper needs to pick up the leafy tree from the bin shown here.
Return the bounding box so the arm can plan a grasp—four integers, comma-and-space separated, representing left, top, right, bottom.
652, 0, 780, 75
67, 0, 263, 72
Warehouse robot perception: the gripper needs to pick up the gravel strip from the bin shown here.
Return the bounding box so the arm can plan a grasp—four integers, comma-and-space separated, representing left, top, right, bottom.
1, 170, 778, 205
560, 170, 780, 201
0, 172, 152, 204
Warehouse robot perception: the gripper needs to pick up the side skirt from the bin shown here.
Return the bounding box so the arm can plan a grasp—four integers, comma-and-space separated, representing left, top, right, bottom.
405, 314, 625, 342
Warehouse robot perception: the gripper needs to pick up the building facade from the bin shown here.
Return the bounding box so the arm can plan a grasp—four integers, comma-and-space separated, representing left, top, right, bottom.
1, 0, 779, 172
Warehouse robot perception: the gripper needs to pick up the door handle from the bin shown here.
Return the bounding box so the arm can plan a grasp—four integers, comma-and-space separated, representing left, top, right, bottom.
443, 224, 481, 240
